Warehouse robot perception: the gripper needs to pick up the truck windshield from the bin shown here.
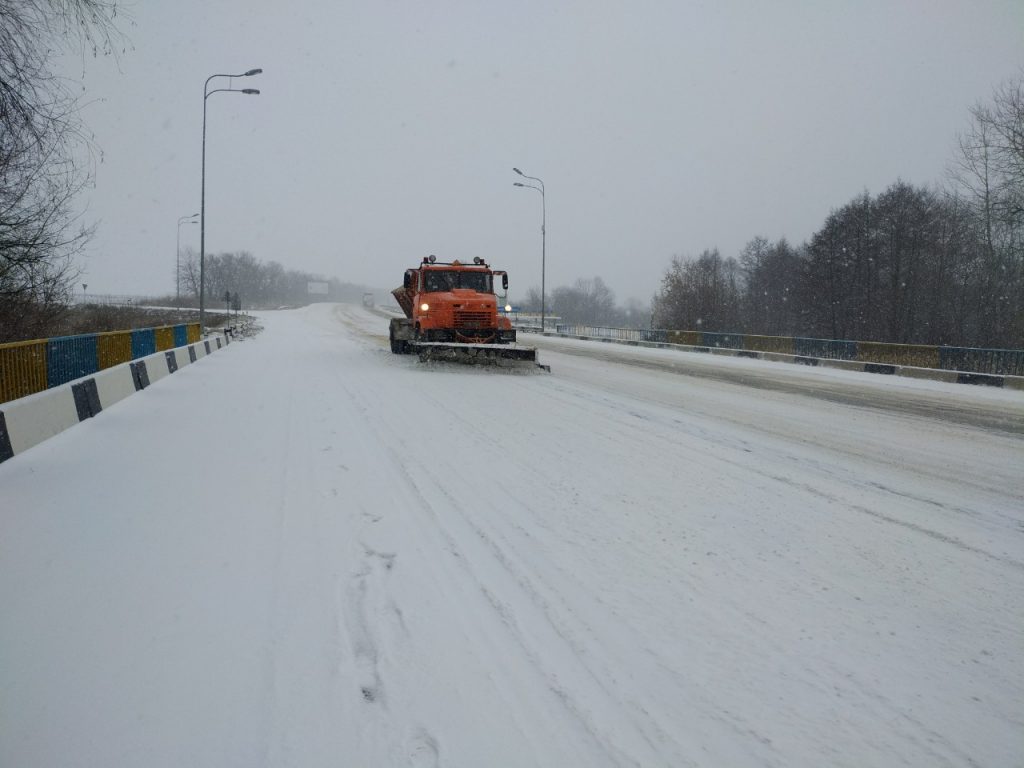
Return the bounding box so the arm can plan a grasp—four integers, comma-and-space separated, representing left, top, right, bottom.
423, 270, 491, 292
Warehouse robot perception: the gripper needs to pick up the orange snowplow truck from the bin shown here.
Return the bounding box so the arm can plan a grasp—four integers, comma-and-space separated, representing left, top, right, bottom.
389, 255, 541, 367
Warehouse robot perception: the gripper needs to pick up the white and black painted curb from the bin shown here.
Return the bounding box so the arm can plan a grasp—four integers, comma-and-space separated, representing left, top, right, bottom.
533, 332, 1024, 391
0, 336, 229, 465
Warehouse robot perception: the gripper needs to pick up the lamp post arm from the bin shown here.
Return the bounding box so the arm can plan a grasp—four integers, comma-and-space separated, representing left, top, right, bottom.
205, 71, 260, 97
205, 73, 234, 95
520, 174, 544, 194
514, 181, 543, 194
205, 87, 257, 99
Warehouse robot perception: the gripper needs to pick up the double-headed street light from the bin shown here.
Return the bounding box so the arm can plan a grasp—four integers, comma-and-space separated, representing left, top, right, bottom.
513, 167, 546, 333
200, 68, 262, 331
177, 213, 199, 307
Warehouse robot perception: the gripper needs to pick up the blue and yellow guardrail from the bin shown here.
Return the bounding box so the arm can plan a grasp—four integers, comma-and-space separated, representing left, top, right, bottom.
0, 323, 201, 405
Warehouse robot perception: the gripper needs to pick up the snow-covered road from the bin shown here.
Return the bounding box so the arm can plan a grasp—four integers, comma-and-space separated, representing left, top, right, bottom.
2, 303, 1022, 767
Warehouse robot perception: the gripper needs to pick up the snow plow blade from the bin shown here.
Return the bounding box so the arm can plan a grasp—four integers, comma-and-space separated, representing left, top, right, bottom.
416, 342, 548, 370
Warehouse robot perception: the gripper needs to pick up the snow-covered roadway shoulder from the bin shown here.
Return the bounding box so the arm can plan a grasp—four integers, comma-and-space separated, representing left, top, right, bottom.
525, 331, 1024, 434
1, 303, 1021, 768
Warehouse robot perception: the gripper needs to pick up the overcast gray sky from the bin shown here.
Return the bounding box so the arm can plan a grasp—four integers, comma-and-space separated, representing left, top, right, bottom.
66, 0, 1023, 305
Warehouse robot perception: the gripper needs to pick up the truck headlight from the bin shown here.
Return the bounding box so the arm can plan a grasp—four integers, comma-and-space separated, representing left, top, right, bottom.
505, 304, 512, 312
420, 303, 429, 312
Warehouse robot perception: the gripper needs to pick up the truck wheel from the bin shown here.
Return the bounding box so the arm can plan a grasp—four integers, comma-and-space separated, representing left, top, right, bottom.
390, 325, 413, 354
390, 318, 417, 354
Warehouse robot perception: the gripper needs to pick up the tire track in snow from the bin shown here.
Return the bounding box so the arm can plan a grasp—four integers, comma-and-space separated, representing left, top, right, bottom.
536, 373, 1024, 572
259, 358, 297, 766
320, 305, 1024, 766
342, 546, 399, 707
393, 383, 712, 761
329, 316, 975, 766
414, 343, 1022, 765
524, 365, 1024, 759
326, 358, 646, 766
327, 345, 793, 766
545, 345, 1023, 502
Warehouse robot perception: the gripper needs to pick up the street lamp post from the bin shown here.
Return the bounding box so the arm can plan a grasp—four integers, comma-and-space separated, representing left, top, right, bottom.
176, 213, 199, 307
513, 167, 546, 333
201, 68, 262, 332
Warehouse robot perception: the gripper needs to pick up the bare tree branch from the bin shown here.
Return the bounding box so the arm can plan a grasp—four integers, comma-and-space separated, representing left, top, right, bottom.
0, 0, 128, 341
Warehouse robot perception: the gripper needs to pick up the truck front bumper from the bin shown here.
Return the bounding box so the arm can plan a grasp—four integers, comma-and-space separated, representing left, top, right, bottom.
420, 328, 517, 344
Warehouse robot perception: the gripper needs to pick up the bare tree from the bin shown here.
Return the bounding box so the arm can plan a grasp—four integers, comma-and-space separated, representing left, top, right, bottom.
550, 276, 620, 326
926, 191, 977, 346
977, 78, 1024, 226
178, 246, 201, 304
518, 286, 544, 313
951, 74, 1024, 347
0, 0, 127, 341
652, 249, 742, 332
621, 296, 652, 329
646, 78, 1022, 347
740, 237, 806, 336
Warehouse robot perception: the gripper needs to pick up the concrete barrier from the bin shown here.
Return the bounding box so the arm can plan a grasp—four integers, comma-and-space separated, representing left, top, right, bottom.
93, 363, 138, 409
0, 333, 232, 464
2, 385, 81, 457
893, 365, 959, 384
145, 350, 172, 385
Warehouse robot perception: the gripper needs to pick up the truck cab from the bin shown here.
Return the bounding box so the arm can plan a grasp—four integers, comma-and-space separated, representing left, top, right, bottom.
395, 256, 515, 345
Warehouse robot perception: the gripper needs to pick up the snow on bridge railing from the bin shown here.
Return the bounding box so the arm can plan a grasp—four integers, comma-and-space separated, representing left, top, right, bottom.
555, 325, 667, 343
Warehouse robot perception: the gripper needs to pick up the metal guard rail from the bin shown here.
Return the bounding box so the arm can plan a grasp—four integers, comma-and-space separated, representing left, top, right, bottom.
0, 323, 201, 404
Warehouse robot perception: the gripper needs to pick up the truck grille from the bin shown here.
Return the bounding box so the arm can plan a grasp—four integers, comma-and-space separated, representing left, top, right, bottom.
454, 311, 492, 329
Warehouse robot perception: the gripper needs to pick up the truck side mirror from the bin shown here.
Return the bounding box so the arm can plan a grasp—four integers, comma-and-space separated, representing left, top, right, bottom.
502, 274, 508, 291
404, 271, 412, 290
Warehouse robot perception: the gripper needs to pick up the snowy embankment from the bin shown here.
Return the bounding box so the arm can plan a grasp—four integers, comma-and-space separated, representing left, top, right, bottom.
1, 303, 1021, 768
